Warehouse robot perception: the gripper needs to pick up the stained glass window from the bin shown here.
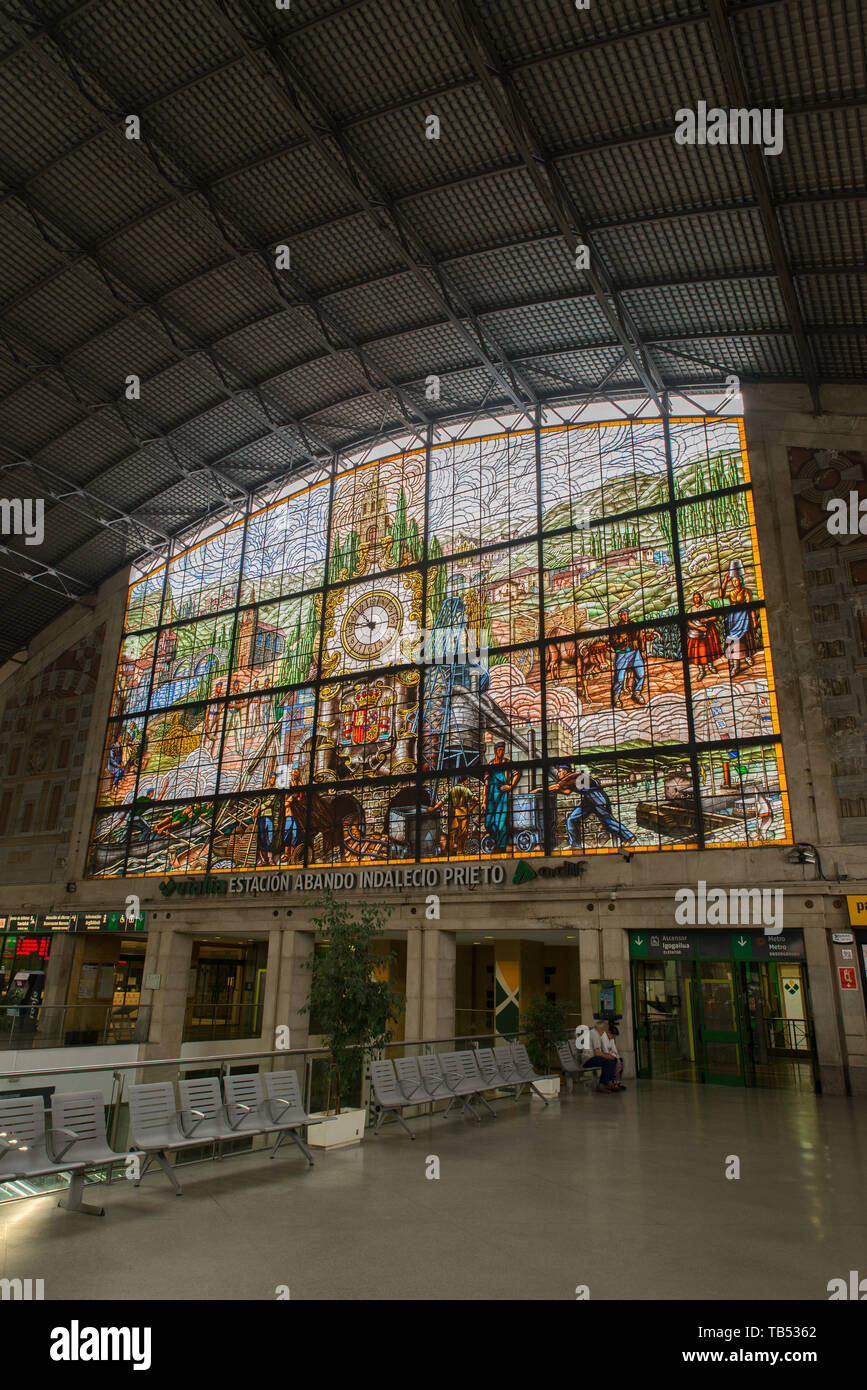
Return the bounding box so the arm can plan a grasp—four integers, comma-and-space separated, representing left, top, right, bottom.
86, 415, 791, 878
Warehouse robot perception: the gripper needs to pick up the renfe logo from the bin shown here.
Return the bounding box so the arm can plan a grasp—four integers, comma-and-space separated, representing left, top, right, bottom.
674, 880, 783, 934
49, 1322, 152, 1371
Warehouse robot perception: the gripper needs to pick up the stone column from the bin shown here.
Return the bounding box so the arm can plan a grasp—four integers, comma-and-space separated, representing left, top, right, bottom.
421, 927, 455, 1040
404, 926, 423, 1041
138, 927, 193, 1064
577, 917, 601, 1024
39, 932, 77, 1046
601, 922, 633, 1079
269, 929, 314, 1049
805, 925, 846, 1095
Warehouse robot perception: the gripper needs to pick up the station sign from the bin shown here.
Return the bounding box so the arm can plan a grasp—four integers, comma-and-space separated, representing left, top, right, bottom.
629, 929, 805, 961
0, 911, 146, 933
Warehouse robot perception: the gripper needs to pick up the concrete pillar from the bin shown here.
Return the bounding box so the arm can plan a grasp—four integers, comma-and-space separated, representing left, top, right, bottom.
601, 923, 634, 1078
41, 932, 76, 1011
421, 927, 455, 1040
38, 932, 77, 1045
139, 928, 193, 1062
404, 926, 423, 1041
577, 919, 601, 1024
805, 925, 847, 1095
258, 927, 283, 1045
269, 929, 314, 1049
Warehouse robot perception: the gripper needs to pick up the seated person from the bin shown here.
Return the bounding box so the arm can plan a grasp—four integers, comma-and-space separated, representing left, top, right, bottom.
580, 1019, 621, 1093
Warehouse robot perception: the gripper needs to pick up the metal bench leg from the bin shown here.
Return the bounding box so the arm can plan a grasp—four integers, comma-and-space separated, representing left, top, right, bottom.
270, 1129, 289, 1157
443, 1097, 457, 1116
154, 1150, 183, 1195
134, 1153, 153, 1186
394, 1111, 415, 1139
373, 1105, 389, 1134
288, 1128, 315, 1166
529, 1083, 549, 1107
460, 1095, 480, 1122
473, 1091, 497, 1118
57, 1170, 105, 1217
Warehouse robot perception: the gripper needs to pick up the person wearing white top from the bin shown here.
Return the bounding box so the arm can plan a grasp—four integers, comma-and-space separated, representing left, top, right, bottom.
580, 1021, 620, 1092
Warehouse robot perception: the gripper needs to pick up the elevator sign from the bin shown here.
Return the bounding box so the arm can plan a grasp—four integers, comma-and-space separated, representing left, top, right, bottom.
629, 930, 805, 961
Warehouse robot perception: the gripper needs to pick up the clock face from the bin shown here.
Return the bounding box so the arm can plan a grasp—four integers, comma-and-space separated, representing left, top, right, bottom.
341, 592, 403, 661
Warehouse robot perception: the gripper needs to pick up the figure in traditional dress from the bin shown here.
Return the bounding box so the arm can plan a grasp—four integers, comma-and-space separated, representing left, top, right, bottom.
720, 566, 757, 677
686, 591, 723, 681
483, 744, 520, 851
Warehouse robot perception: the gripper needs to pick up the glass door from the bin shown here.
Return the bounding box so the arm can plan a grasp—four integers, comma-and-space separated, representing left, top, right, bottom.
632, 960, 699, 1083
739, 961, 817, 1091
694, 960, 743, 1085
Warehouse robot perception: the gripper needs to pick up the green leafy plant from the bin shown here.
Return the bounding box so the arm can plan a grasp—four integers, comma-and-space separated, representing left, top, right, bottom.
521, 994, 573, 1074
301, 890, 405, 1114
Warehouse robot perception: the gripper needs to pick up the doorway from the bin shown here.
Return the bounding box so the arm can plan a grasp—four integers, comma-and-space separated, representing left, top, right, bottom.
632, 957, 816, 1090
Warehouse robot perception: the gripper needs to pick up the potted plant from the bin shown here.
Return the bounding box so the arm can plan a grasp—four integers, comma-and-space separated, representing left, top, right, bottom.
521, 994, 573, 1098
302, 889, 404, 1148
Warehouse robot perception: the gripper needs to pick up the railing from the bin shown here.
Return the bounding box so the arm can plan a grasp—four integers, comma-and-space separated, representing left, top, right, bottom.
182, 1002, 263, 1043
0, 1004, 151, 1051
755, 1016, 812, 1055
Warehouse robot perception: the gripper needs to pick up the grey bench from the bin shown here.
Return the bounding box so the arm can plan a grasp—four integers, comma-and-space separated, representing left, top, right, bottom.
476, 1046, 519, 1093
0, 1094, 97, 1216
556, 1040, 597, 1091
264, 1070, 318, 1164
417, 1054, 459, 1111
370, 1059, 417, 1138
128, 1081, 209, 1195
50, 1090, 128, 1210
177, 1076, 247, 1148
394, 1056, 431, 1106
452, 1050, 497, 1117
224, 1071, 318, 1161
510, 1044, 550, 1105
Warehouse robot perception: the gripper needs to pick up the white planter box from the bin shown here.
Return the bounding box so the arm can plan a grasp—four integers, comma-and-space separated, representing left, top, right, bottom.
307, 1107, 366, 1149
530, 1075, 561, 1100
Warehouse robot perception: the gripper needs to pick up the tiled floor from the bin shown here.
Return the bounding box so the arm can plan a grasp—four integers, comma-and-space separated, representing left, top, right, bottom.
2, 1081, 865, 1301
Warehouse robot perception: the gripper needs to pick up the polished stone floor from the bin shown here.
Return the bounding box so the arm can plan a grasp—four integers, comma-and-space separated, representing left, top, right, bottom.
2, 1081, 865, 1301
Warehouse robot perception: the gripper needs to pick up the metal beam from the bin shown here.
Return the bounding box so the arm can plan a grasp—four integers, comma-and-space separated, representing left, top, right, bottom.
704, 0, 822, 412
0, 13, 429, 459
199, 0, 539, 421
436, 0, 667, 414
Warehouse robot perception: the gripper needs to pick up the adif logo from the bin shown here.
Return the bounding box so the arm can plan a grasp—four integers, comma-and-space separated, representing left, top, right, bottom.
50, 1321, 152, 1370
674, 101, 783, 156
674, 880, 783, 934
1, 1277, 44, 1300
0, 498, 44, 546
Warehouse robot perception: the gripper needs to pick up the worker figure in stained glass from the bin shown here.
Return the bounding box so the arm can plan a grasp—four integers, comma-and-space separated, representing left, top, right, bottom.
536, 764, 635, 848
281, 766, 305, 862
256, 775, 281, 866
431, 779, 480, 856
610, 609, 648, 708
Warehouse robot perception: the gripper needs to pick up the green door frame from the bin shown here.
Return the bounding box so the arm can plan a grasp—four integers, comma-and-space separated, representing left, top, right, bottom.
692, 960, 745, 1086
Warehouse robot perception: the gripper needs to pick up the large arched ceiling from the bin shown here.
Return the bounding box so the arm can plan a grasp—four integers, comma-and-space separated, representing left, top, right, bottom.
0, 0, 863, 660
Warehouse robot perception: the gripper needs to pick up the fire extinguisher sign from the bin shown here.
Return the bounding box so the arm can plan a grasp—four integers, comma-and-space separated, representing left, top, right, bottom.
839, 966, 858, 990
